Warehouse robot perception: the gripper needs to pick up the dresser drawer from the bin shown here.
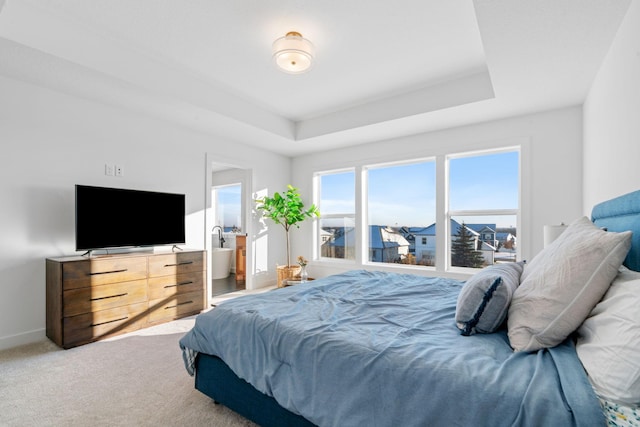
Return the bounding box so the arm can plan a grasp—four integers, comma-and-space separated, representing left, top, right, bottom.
47, 250, 207, 349
148, 271, 204, 300
148, 291, 204, 323
148, 252, 204, 278
62, 257, 148, 290
63, 302, 148, 348
63, 279, 148, 317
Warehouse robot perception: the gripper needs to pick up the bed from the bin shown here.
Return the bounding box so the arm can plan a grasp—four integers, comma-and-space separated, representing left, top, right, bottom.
180, 189, 640, 427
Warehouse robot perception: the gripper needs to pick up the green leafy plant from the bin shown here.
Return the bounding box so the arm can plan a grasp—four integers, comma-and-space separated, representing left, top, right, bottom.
256, 185, 320, 267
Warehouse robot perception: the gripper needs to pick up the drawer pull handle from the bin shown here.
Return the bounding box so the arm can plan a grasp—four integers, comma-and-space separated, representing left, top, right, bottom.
90, 292, 128, 302
164, 281, 193, 288
88, 269, 128, 276
90, 316, 128, 327
165, 300, 193, 309
163, 261, 194, 267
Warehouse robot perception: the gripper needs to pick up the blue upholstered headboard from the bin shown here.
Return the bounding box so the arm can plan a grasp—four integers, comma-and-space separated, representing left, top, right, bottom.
591, 189, 640, 272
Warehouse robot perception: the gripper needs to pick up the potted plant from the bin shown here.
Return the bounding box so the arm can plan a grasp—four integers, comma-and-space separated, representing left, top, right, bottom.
256, 185, 319, 286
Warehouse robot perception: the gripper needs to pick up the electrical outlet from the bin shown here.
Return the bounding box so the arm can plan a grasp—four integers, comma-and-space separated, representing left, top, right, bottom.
115, 165, 124, 177
105, 164, 114, 176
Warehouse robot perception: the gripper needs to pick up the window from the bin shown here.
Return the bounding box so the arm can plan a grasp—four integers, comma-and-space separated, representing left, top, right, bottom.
317, 170, 356, 260
448, 149, 519, 269
313, 147, 520, 272
213, 183, 242, 232
366, 160, 435, 266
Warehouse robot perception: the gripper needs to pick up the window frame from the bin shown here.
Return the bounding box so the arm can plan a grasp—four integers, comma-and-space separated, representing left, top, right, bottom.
444, 147, 521, 272
362, 157, 436, 268
313, 143, 525, 275
314, 168, 358, 264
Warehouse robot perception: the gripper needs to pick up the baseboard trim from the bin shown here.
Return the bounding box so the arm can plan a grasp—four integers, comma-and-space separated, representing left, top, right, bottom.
0, 328, 46, 351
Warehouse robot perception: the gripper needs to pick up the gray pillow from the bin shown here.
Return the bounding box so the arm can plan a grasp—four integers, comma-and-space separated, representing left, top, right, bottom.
508, 216, 632, 352
455, 261, 525, 336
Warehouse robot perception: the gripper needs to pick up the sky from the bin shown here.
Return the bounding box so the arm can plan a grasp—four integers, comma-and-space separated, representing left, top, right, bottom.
215, 184, 242, 229
214, 151, 520, 231
320, 150, 519, 228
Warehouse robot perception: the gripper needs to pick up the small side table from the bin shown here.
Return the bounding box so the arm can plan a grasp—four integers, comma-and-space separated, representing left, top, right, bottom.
282, 278, 315, 287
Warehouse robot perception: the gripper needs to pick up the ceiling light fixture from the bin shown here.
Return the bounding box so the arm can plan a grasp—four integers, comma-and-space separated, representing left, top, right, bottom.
272, 31, 314, 74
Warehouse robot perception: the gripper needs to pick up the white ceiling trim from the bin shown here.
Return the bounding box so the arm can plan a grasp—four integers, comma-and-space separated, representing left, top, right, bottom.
0, 0, 495, 151
297, 69, 494, 140
0, 0, 295, 140
0, 0, 632, 157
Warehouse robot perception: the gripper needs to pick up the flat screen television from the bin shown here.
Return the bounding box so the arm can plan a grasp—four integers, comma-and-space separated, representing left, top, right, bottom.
75, 185, 186, 251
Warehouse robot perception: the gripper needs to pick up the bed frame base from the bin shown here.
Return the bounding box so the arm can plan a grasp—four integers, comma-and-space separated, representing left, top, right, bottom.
195, 353, 316, 427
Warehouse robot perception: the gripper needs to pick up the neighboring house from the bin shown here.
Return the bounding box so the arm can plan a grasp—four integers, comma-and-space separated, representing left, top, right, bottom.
398, 227, 416, 255
323, 222, 514, 266
495, 231, 517, 262
321, 227, 356, 260
412, 220, 481, 266
478, 241, 496, 265
369, 225, 410, 263
321, 225, 411, 263
405, 227, 434, 266
466, 224, 498, 265
466, 224, 498, 248
496, 231, 517, 250
319, 228, 333, 245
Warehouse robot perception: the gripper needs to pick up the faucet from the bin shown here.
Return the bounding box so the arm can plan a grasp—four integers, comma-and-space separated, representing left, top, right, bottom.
211, 225, 226, 248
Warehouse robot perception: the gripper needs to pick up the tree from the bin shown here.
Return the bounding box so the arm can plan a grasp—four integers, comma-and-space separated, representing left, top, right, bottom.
255, 185, 320, 268
451, 222, 485, 268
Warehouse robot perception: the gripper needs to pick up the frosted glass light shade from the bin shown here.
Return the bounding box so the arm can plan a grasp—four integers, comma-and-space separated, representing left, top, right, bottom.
272, 31, 314, 74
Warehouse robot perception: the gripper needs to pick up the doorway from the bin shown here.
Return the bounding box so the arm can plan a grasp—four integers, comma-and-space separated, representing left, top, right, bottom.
211, 183, 243, 296
205, 155, 252, 303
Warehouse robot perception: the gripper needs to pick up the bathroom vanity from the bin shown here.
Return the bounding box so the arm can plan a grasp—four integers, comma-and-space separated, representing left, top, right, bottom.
235, 234, 246, 284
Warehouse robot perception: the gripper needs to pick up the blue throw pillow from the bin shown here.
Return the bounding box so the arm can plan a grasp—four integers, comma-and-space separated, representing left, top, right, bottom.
455, 262, 525, 336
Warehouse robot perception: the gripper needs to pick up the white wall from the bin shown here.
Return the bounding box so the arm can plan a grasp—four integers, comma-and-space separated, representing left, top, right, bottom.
583, 2, 640, 212
0, 75, 290, 350
292, 107, 584, 279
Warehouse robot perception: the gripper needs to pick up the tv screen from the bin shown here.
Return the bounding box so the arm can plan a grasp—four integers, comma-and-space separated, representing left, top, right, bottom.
75, 185, 186, 251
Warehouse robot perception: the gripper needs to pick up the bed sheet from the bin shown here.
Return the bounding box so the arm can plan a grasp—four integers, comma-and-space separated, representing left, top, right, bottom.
180, 269, 604, 427
601, 398, 640, 427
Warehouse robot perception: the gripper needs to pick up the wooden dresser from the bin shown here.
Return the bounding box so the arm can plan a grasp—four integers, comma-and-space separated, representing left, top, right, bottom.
46, 249, 206, 349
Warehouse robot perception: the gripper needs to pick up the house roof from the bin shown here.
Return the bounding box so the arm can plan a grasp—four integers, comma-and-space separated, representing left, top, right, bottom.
496, 232, 515, 240
466, 224, 497, 233
413, 220, 480, 237
480, 241, 497, 251
328, 225, 411, 249
325, 227, 355, 248
369, 226, 410, 250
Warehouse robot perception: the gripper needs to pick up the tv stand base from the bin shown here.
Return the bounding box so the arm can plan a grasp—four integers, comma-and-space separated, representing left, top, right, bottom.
46, 249, 207, 349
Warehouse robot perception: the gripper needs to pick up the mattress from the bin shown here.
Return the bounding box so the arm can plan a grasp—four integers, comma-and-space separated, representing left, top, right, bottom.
180, 269, 604, 427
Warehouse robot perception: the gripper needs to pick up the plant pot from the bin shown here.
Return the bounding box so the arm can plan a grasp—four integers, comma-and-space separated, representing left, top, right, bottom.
277, 265, 301, 288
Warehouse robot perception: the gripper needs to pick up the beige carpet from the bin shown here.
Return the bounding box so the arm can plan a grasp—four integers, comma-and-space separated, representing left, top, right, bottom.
0, 314, 258, 427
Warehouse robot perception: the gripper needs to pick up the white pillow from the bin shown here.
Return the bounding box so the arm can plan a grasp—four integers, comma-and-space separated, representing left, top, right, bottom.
577, 266, 640, 405
508, 216, 631, 352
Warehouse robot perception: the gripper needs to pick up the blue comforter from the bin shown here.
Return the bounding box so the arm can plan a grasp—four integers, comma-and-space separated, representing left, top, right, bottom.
179, 270, 604, 427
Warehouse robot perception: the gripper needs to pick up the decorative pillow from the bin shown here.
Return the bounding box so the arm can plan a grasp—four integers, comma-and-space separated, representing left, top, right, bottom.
508, 216, 631, 352
455, 261, 525, 336
576, 266, 640, 405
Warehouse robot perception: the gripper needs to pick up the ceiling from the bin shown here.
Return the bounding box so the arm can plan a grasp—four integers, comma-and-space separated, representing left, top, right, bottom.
0, 0, 631, 156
